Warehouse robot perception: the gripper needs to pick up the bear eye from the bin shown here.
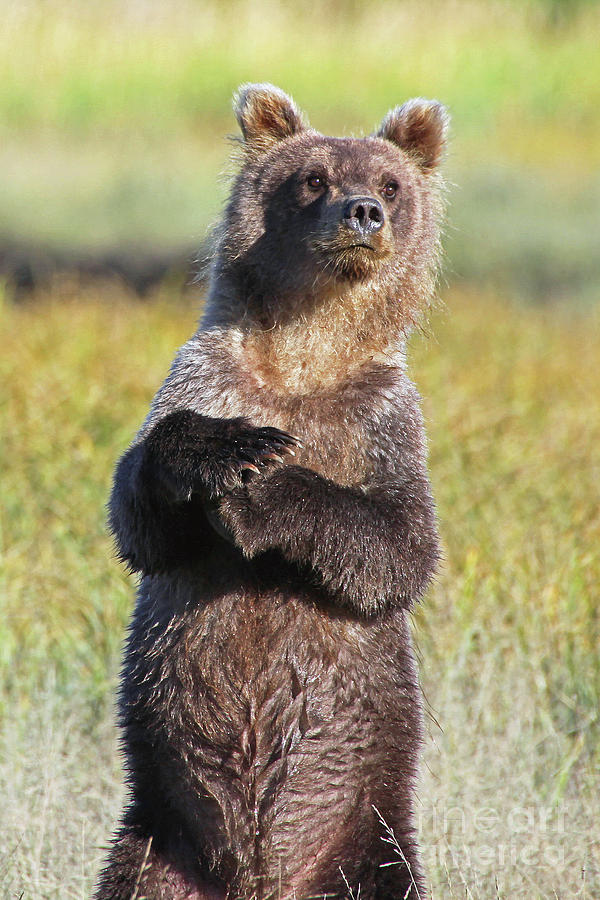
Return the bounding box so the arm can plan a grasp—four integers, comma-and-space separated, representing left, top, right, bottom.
382, 181, 398, 200
306, 173, 326, 191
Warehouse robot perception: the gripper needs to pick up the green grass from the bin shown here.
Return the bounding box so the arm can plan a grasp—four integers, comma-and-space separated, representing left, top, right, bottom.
0, 285, 598, 896
411, 291, 600, 894
0, 289, 194, 704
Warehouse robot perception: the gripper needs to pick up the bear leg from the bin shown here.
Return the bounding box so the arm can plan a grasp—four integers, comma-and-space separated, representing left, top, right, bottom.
94, 825, 226, 900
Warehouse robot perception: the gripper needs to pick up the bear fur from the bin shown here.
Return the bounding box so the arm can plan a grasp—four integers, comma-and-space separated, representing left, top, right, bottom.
94, 84, 448, 900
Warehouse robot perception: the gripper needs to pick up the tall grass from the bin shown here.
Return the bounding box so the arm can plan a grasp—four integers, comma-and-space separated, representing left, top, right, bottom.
1, 284, 598, 895
412, 290, 600, 896
0, 288, 195, 705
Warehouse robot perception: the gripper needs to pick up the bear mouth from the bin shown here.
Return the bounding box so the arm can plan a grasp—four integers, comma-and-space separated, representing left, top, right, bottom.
310, 234, 389, 282
326, 242, 380, 261
345, 242, 376, 251
325, 244, 384, 281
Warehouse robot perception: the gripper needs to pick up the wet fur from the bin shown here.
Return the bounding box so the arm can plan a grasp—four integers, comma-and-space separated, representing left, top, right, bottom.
95, 84, 447, 899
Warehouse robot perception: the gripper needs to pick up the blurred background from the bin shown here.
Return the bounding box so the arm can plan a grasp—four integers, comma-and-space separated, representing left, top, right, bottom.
1, 1, 598, 897
2, 0, 599, 301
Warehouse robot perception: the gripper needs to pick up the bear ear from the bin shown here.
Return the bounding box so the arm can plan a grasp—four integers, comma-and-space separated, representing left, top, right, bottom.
234, 83, 307, 154
375, 99, 449, 171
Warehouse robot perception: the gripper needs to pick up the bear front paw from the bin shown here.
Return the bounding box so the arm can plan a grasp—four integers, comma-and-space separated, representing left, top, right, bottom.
143, 410, 302, 504
217, 465, 316, 557
217, 489, 269, 557
224, 425, 302, 484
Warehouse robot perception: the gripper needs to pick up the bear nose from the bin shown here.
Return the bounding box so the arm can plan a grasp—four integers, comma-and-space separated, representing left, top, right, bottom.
342, 196, 385, 235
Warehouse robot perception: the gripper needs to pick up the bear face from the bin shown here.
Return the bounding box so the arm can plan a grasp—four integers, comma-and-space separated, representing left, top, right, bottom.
213, 84, 448, 332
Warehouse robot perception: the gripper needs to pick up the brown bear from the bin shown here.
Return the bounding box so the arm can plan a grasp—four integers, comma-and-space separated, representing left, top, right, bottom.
95, 84, 448, 900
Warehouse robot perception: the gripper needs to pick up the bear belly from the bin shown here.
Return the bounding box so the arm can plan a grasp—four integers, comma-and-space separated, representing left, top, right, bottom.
120, 552, 422, 898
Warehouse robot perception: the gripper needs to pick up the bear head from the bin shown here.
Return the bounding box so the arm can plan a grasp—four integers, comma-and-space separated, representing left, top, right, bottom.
209, 84, 448, 337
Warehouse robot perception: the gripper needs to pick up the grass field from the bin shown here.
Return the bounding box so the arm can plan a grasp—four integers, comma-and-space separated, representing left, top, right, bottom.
1, 283, 598, 897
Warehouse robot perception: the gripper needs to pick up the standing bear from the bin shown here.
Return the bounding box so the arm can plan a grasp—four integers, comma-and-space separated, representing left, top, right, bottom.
95, 84, 448, 900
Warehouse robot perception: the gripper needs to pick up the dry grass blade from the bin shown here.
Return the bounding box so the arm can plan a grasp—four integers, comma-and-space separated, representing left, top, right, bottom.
372, 805, 422, 899
129, 835, 152, 900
